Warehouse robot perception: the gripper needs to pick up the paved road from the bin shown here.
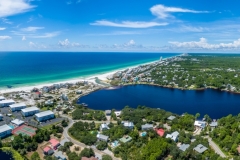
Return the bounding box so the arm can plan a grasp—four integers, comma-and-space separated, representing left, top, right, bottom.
62, 115, 120, 160
206, 136, 226, 158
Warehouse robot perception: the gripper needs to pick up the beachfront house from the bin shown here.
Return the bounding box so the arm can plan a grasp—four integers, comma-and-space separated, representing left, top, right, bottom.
96, 133, 109, 142
209, 121, 218, 128
122, 121, 134, 129
0, 99, 15, 107
141, 124, 153, 130
35, 110, 55, 122
114, 111, 121, 117
193, 144, 208, 154
0, 96, 5, 101
194, 121, 206, 129
9, 103, 26, 112
21, 106, 40, 117
166, 131, 179, 142
105, 110, 111, 116
167, 115, 176, 121
11, 119, 24, 126
0, 124, 12, 138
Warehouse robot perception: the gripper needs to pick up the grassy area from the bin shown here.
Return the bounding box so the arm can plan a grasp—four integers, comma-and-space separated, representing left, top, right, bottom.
41, 121, 61, 130
0, 147, 24, 160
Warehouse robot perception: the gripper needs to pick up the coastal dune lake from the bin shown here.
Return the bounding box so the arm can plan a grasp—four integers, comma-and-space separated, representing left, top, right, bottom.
79, 85, 240, 119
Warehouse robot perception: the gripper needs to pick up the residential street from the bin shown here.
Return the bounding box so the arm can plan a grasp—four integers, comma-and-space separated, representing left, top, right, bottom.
206, 136, 226, 158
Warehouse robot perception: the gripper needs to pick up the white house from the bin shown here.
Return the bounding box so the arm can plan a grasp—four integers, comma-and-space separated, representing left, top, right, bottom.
11, 119, 24, 126
0, 99, 15, 107
166, 131, 179, 142
122, 121, 134, 129
35, 110, 55, 122
114, 111, 121, 117
21, 106, 40, 117
97, 133, 109, 142
9, 103, 26, 112
100, 123, 109, 131
194, 121, 206, 129
0, 124, 12, 138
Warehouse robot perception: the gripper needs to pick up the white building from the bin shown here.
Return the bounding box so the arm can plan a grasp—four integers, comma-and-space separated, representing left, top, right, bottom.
11, 119, 24, 126
0, 124, 12, 138
21, 106, 40, 117
0, 96, 5, 101
114, 111, 121, 117
166, 131, 179, 142
9, 103, 26, 112
0, 114, 3, 121
194, 121, 206, 129
122, 121, 134, 129
0, 99, 15, 107
35, 110, 55, 122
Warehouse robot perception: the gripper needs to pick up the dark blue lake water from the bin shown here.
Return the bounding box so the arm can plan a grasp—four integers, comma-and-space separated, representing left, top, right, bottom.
0, 151, 13, 160
79, 85, 240, 119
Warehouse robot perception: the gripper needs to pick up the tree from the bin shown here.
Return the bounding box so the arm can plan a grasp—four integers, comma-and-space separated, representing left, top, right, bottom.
195, 113, 200, 119
79, 148, 95, 158
96, 141, 107, 150
102, 155, 112, 160
31, 152, 41, 160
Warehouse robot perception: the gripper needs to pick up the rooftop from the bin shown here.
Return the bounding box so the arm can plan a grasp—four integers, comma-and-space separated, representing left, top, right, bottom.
0, 99, 15, 104
55, 151, 66, 159
11, 119, 24, 125
97, 134, 109, 140
21, 106, 40, 112
0, 96, 5, 100
0, 124, 12, 133
142, 123, 153, 129
119, 136, 132, 143
179, 144, 190, 151
35, 110, 54, 117
49, 138, 60, 147
155, 128, 165, 137
43, 146, 52, 152
167, 115, 176, 121
194, 144, 208, 153
209, 121, 218, 127
9, 103, 26, 108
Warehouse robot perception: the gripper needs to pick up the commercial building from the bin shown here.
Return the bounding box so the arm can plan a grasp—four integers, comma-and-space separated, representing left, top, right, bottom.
35, 110, 55, 122
9, 103, 26, 112
0, 99, 15, 107
0, 124, 12, 138
21, 106, 40, 117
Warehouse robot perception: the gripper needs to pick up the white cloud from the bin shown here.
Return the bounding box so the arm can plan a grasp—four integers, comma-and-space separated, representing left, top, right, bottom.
90, 20, 168, 28
150, 4, 209, 19
29, 41, 36, 47
21, 26, 44, 32
0, 0, 35, 18
1, 18, 12, 24
58, 39, 70, 46
126, 40, 135, 46
0, 36, 11, 40
31, 32, 60, 38
22, 36, 26, 40
0, 27, 6, 30
58, 39, 84, 47
169, 38, 240, 49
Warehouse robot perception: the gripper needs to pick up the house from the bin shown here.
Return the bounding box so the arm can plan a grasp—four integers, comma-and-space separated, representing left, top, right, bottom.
105, 110, 111, 116
122, 121, 134, 129
54, 151, 66, 160
100, 123, 109, 131
97, 134, 109, 142
166, 131, 179, 142
194, 121, 206, 129
0, 96, 5, 101
0, 99, 15, 107
209, 121, 218, 128
61, 94, 68, 101
114, 111, 121, 117
21, 106, 40, 117
32, 92, 41, 99
167, 115, 176, 121
35, 110, 55, 122
45, 100, 53, 106
0, 114, 3, 121
49, 138, 60, 150
141, 124, 153, 130
11, 119, 24, 126
43, 146, 54, 155
9, 103, 26, 112
60, 138, 70, 146
81, 157, 98, 160
179, 144, 190, 152
119, 136, 132, 143
194, 144, 208, 154
0, 124, 12, 138
155, 128, 165, 137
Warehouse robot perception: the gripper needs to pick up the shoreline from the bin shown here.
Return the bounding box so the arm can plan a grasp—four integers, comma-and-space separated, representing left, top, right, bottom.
0, 56, 176, 94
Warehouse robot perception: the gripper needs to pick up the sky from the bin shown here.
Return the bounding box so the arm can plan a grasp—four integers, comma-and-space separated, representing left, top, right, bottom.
0, 0, 240, 52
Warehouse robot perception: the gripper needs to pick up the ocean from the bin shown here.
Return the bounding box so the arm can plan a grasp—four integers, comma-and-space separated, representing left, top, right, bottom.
0, 52, 178, 89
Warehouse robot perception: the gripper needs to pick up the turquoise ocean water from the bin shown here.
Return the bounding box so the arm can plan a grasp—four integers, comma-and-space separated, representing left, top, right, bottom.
0, 52, 179, 89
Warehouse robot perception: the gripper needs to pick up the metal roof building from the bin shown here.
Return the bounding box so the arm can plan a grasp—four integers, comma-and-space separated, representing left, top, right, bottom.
194, 144, 208, 154
0, 99, 15, 107
0, 96, 5, 101
11, 119, 25, 126
21, 106, 40, 117
35, 110, 55, 122
0, 124, 12, 138
9, 103, 26, 111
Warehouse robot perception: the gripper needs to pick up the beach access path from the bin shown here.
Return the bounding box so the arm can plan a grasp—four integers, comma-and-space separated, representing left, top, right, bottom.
61, 115, 120, 160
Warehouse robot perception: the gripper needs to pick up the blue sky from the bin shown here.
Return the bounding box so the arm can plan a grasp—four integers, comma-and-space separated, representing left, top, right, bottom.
0, 0, 240, 52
